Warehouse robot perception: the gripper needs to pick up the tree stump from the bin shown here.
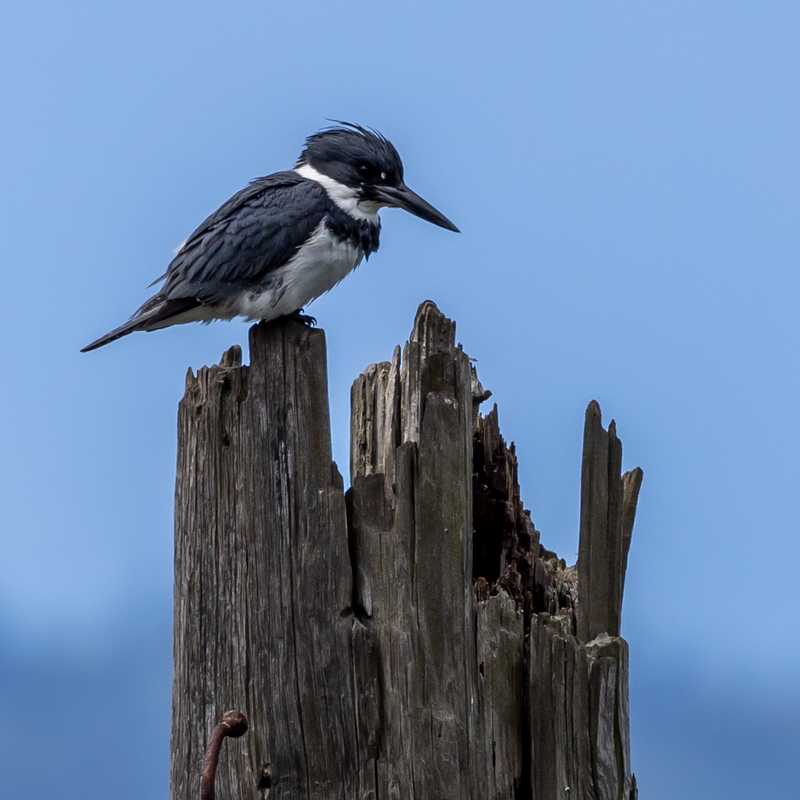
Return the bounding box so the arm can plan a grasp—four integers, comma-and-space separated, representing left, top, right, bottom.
171, 301, 643, 800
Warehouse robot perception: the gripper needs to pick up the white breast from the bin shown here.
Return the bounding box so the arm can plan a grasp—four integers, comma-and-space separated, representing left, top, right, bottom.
232, 221, 363, 321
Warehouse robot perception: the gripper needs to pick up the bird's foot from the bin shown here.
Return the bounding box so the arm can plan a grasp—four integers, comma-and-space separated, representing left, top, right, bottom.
286, 308, 317, 327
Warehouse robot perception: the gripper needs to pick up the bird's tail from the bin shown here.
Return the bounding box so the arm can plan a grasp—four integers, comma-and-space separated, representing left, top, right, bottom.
80, 296, 200, 352
81, 318, 149, 352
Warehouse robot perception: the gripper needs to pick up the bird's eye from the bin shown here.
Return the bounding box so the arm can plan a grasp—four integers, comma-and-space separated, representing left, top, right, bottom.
380, 171, 387, 181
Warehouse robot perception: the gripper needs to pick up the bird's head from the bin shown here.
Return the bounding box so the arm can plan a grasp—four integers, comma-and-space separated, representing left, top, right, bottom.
295, 122, 459, 232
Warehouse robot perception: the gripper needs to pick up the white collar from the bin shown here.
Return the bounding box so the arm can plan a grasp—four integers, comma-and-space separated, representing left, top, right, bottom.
295, 163, 380, 222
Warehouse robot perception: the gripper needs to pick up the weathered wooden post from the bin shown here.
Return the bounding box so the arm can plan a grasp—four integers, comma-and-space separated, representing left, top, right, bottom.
171, 300, 643, 800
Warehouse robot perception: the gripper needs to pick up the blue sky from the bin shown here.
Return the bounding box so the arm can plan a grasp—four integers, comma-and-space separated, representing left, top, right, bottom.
2, 2, 798, 797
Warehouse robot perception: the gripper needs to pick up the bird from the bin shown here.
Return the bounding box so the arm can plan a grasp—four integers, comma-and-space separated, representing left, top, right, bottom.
81, 122, 459, 352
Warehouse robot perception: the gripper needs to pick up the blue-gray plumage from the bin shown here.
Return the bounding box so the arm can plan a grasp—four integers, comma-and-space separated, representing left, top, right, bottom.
81, 123, 458, 352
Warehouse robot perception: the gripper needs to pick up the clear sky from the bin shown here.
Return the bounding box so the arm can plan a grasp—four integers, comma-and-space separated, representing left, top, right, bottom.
2, 2, 798, 797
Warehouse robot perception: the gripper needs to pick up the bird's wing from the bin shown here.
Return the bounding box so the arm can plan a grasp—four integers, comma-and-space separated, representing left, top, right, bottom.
155, 171, 330, 304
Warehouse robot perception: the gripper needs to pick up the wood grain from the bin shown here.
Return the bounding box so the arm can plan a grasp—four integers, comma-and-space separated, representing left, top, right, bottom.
171, 301, 643, 800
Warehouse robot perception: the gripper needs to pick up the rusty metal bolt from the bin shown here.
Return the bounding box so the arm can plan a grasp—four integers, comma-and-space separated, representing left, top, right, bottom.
200, 710, 249, 800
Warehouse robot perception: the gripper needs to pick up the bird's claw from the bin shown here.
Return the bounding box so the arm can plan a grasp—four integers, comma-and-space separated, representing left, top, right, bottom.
288, 309, 317, 327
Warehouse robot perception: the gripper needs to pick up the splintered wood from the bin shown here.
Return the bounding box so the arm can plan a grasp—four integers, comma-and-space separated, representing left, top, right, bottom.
171, 301, 642, 800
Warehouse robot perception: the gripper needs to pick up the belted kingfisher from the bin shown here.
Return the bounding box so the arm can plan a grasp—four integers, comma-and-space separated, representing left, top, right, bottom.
81, 122, 458, 352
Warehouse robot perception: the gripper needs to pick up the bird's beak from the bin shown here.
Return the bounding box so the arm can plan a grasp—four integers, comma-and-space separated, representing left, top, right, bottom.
373, 184, 460, 232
